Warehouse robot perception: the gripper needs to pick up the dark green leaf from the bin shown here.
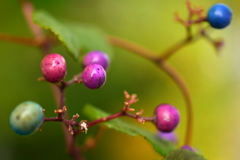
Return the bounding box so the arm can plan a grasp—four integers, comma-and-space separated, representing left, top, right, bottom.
83, 104, 176, 157
32, 10, 113, 61
164, 149, 207, 160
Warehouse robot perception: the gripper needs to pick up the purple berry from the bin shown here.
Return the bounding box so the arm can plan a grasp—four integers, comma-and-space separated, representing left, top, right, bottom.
181, 145, 195, 152
83, 51, 110, 70
154, 104, 180, 133
157, 131, 178, 144
82, 64, 106, 89
40, 53, 67, 83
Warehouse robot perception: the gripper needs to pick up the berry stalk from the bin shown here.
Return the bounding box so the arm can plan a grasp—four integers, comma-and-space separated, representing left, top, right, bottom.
156, 61, 192, 145
50, 84, 84, 160
157, 27, 209, 61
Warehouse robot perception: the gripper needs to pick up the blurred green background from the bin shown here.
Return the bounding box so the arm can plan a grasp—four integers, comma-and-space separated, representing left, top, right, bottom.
0, 0, 239, 159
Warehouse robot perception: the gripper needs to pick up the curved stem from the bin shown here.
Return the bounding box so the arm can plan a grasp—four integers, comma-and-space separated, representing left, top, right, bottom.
158, 27, 208, 61
108, 35, 158, 61
158, 37, 191, 61
156, 61, 192, 145
108, 35, 193, 145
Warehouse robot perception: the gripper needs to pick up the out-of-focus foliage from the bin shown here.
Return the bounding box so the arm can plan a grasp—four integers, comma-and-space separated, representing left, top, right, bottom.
33, 10, 113, 60
0, 0, 239, 160
163, 149, 206, 160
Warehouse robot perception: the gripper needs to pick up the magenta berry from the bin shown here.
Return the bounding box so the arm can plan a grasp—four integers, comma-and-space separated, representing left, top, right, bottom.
83, 51, 110, 70
82, 64, 106, 89
154, 104, 180, 133
40, 53, 67, 83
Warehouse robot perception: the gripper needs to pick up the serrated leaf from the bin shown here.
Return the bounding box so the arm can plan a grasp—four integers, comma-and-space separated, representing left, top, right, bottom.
83, 104, 176, 157
164, 149, 207, 160
32, 10, 113, 61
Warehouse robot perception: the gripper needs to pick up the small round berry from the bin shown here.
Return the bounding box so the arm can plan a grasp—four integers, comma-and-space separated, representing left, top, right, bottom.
83, 51, 110, 70
181, 145, 195, 152
207, 3, 232, 29
157, 131, 178, 144
82, 64, 106, 89
41, 53, 67, 83
9, 101, 44, 136
154, 104, 180, 133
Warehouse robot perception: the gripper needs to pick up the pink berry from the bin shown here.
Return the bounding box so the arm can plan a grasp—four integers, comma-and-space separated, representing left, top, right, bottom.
154, 104, 180, 133
83, 51, 110, 70
40, 53, 67, 83
82, 64, 106, 89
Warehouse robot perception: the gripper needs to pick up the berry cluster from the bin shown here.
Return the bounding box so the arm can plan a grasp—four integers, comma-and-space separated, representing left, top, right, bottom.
7, 1, 234, 159
40, 51, 109, 89
82, 51, 109, 89
9, 51, 110, 136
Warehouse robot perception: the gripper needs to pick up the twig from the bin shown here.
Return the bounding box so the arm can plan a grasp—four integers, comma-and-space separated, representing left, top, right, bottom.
108, 35, 193, 146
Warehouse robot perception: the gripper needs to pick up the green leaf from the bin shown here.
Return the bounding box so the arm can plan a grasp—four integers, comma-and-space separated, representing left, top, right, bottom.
32, 10, 113, 61
83, 104, 176, 157
164, 149, 207, 160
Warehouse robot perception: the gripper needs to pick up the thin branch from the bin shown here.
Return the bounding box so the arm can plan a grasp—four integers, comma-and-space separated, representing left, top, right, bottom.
86, 111, 155, 128
0, 34, 40, 46
156, 61, 192, 145
124, 112, 155, 122
158, 38, 191, 61
158, 27, 208, 61
50, 85, 82, 158
87, 112, 122, 128
66, 73, 83, 87
108, 35, 158, 61
109, 35, 193, 146
20, 0, 44, 38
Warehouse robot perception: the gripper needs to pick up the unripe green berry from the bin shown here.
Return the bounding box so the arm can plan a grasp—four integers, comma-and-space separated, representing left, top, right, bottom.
9, 101, 44, 136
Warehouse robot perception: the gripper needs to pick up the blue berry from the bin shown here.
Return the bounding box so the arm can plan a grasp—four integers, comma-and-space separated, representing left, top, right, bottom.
207, 3, 232, 29
82, 64, 106, 89
9, 101, 44, 136
154, 104, 180, 133
41, 53, 67, 83
83, 51, 110, 70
